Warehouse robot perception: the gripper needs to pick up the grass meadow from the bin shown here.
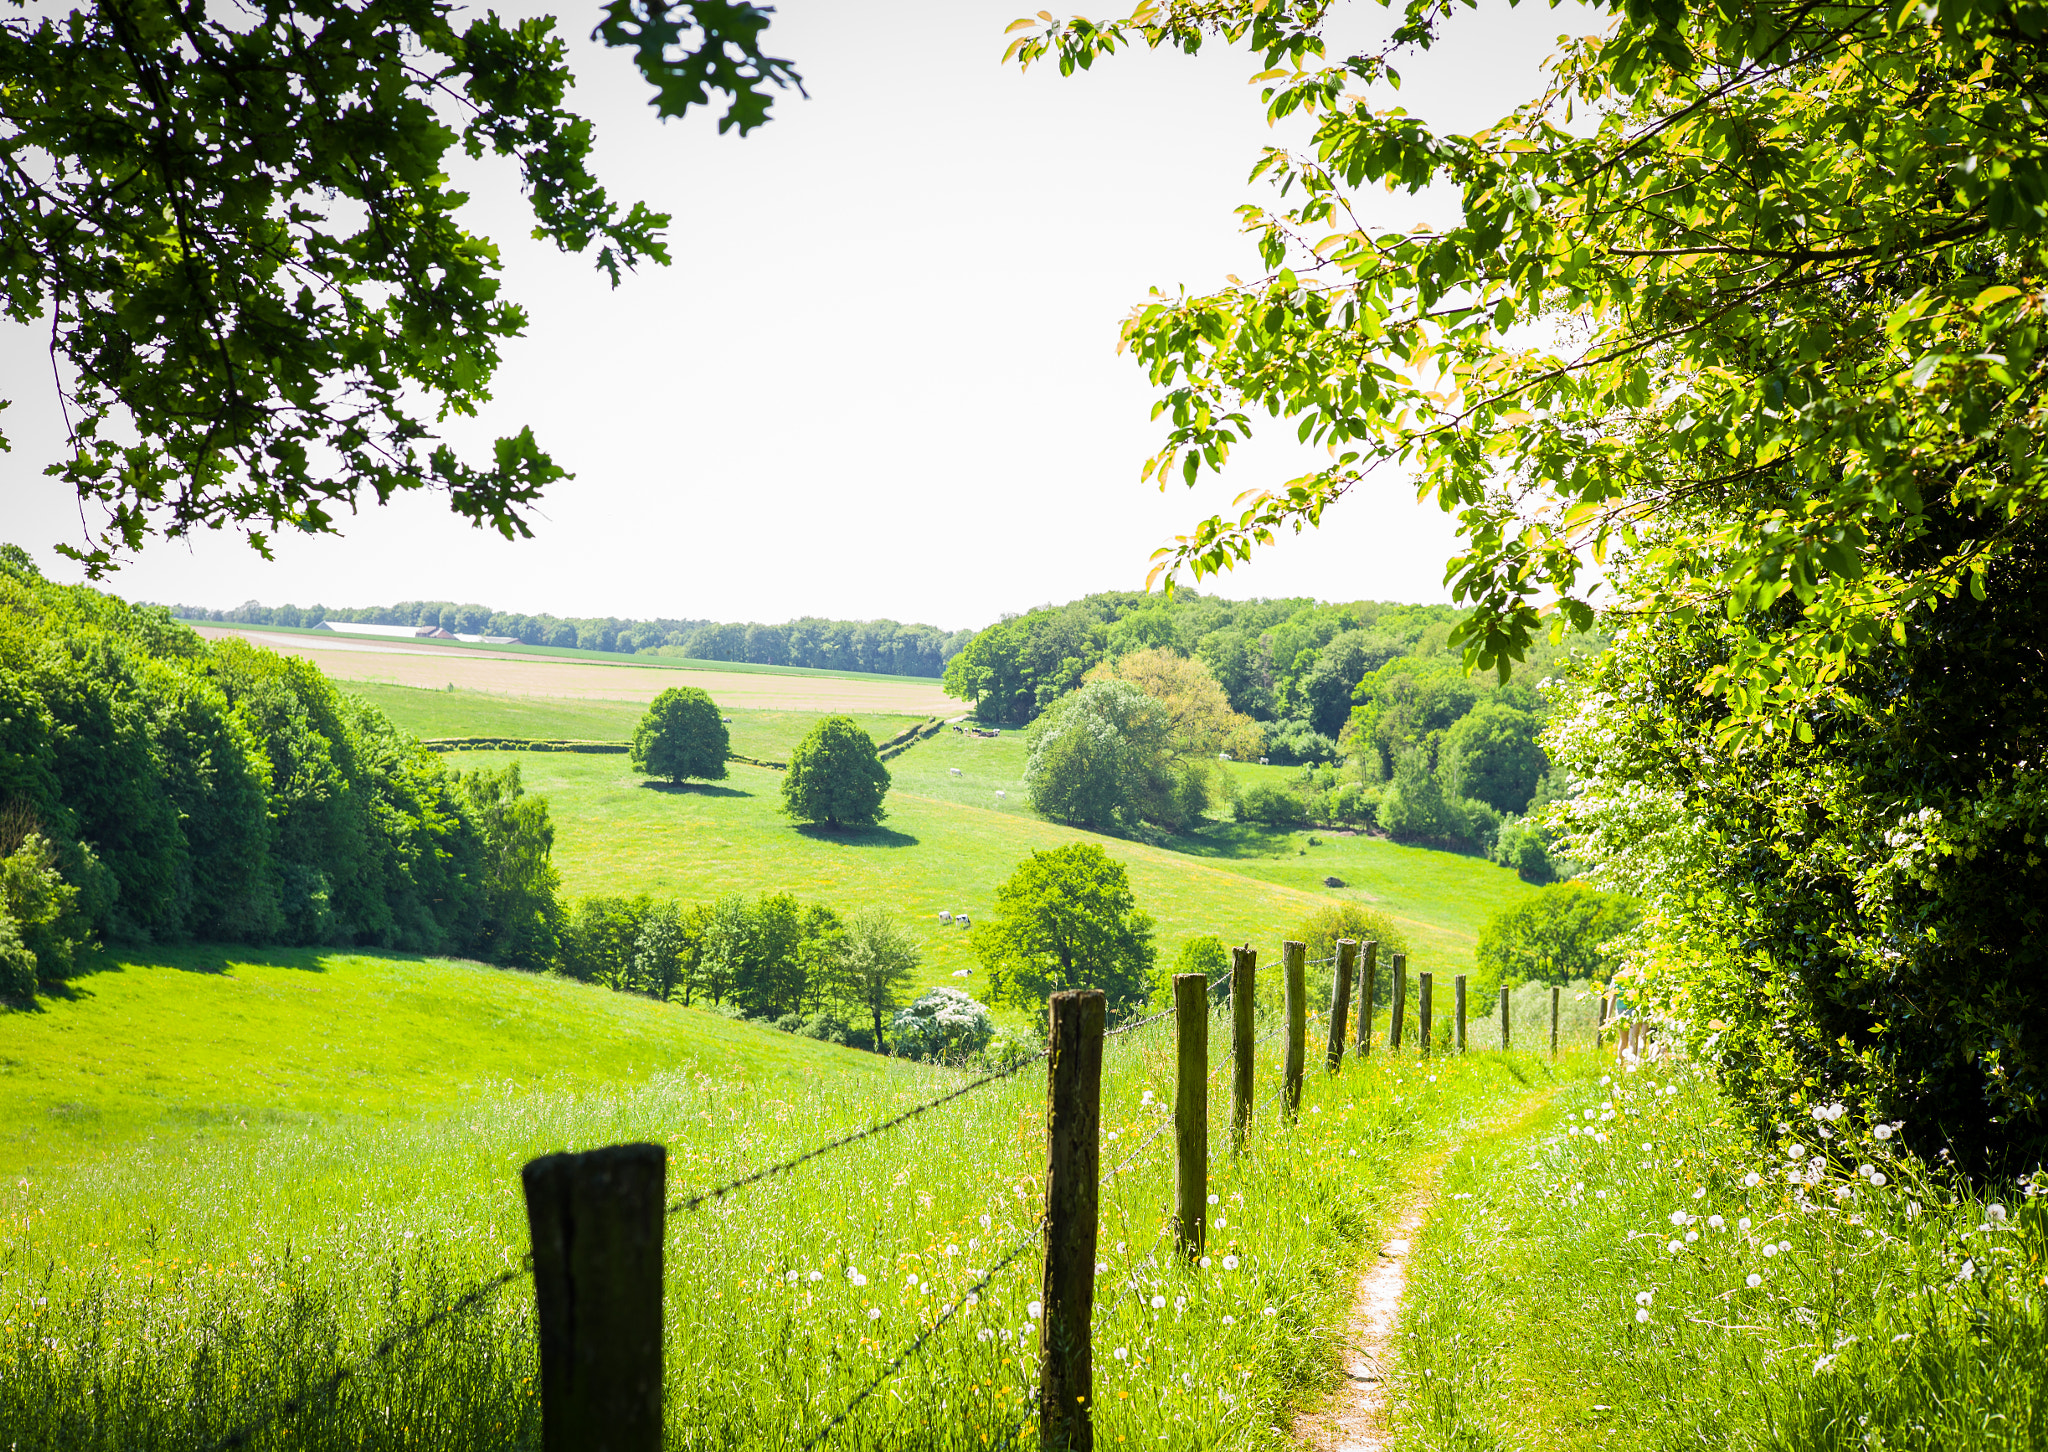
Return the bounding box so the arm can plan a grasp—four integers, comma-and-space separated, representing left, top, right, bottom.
1390, 1058, 2048, 1450
0, 971, 1572, 1451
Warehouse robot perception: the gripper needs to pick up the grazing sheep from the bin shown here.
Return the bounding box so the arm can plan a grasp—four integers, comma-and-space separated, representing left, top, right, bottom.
938, 911, 953, 923
957, 915, 971, 929
1219, 752, 1233, 761
1259, 757, 1269, 765
951, 968, 971, 978
994, 790, 1006, 798
949, 767, 962, 777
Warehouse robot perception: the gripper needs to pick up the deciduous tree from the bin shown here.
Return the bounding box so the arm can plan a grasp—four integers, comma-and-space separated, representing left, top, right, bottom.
781, 716, 889, 829
631, 686, 729, 784
971, 843, 1156, 1014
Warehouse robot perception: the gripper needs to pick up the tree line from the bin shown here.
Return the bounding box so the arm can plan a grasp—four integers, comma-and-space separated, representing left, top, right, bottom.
162, 598, 973, 677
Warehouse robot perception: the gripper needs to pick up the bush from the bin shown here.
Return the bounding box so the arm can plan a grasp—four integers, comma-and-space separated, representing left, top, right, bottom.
1474, 882, 1638, 989
1233, 781, 1307, 827
1157, 932, 1231, 1004
1289, 902, 1412, 1023
0, 914, 36, 1000
1266, 720, 1339, 766
1490, 813, 1559, 884
890, 987, 995, 1062
0, 833, 93, 985
1328, 781, 1375, 825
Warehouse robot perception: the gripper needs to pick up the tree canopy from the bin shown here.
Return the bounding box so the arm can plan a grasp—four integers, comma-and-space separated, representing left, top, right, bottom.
1008, 0, 2048, 744
3, 0, 799, 573
1474, 883, 1639, 990
970, 843, 1157, 1014
631, 686, 729, 783
781, 716, 890, 830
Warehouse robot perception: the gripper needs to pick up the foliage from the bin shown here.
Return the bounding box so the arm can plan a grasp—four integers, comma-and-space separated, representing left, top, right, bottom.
971, 843, 1157, 1014
1014, 0, 2048, 741
1161, 932, 1232, 1003
629, 899, 700, 1002
0, 560, 564, 991
1232, 781, 1308, 828
4, 0, 801, 572
1087, 647, 1262, 761
1554, 538, 2048, 1175
1440, 701, 1547, 816
839, 906, 922, 1050
1024, 678, 1209, 831
631, 686, 730, 783
1289, 900, 1411, 1015
888, 986, 995, 1063
1474, 883, 1639, 991
0, 833, 93, 990
1264, 720, 1338, 767
781, 715, 890, 829
0, 914, 34, 1001
1488, 814, 1559, 887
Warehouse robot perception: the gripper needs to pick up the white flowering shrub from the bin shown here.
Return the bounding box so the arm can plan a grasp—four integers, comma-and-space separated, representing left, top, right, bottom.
889, 986, 996, 1063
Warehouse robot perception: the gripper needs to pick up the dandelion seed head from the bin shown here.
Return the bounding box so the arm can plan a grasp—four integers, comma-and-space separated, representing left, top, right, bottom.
1746, 1273, 1763, 1288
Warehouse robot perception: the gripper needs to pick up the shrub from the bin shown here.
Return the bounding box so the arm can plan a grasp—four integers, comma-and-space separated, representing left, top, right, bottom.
782, 716, 890, 829
1490, 813, 1559, 884
890, 987, 995, 1063
1474, 882, 1638, 989
1158, 932, 1231, 1003
1289, 902, 1412, 1023
630, 686, 729, 783
0, 833, 93, 985
1233, 781, 1307, 827
0, 914, 36, 1000
1265, 720, 1339, 766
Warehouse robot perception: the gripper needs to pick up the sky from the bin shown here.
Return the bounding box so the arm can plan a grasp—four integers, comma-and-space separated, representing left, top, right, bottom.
0, 0, 1599, 632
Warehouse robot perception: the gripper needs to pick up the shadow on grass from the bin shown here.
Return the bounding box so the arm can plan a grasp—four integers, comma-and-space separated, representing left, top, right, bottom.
639, 780, 754, 798
1148, 820, 1304, 861
793, 822, 921, 848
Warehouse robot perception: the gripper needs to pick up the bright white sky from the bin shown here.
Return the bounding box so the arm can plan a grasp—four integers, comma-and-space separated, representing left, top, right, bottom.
0, 0, 1597, 631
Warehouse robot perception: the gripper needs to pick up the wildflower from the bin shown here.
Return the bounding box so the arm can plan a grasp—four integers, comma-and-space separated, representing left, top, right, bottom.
1707, 1215, 1725, 1230
1738, 1216, 1752, 1231
1141, 1090, 1155, 1105
849, 1270, 869, 1286
1669, 1210, 1688, 1228
1114, 1347, 1129, 1360
1873, 1124, 1894, 1142
1813, 1353, 1837, 1374
1871, 1173, 1887, 1187
1569, 1126, 1581, 1136
946, 1245, 959, 1257
1746, 1273, 1763, 1288
1788, 1145, 1806, 1161
1858, 1165, 1875, 1179
1027, 1300, 1043, 1319
867, 1308, 881, 1321
1150, 1295, 1166, 1310
1222, 1255, 1240, 1270
1643, 1142, 1654, 1152
1958, 1261, 1977, 1282
1175, 1297, 1186, 1312
980, 1215, 991, 1229
1635, 1291, 1653, 1306
1667, 1240, 1683, 1254
1744, 1172, 1761, 1188
977, 1329, 993, 1342
1199, 1256, 1212, 1269
808, 1271, 823, 1282
1215, 1216, 1228, 1229
1263, 1306, 1277, 1316
1635, 1308, 1651, 1323
1685, 1231, 1699, 1243
906, 1273, 920, 1287
1763, 1245, 1778, 1258
1222, 1315, 1235, 1325
1692, 1187, 1707, 1199
1987, 1203, 2009, 1224
1583, 1110, 1598, 1121
786, 1271, 799, 1284
1778, 1240, 1791, 1253
1207, 1193, 1220, 1204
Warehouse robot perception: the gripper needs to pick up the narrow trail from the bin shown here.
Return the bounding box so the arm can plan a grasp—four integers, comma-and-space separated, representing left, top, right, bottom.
1293, 1086, 1559, 1452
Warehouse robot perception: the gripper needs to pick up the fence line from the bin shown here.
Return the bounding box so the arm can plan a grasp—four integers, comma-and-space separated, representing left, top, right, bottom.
797, 1217, 1046, 1452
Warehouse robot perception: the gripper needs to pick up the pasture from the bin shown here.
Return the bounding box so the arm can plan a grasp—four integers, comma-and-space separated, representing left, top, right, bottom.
188, 623, 958, 714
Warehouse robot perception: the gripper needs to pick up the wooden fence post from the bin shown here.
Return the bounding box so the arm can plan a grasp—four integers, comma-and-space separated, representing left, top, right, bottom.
1454, 973, 1467, 1053
1041, 989, 1105, 1452
1388, 953, 1407, 1052
1356, 941, 1378, 1060
1499, 986, 1511, 1052
1283, 941, 1306, 1119
1325, 939, 1357, 1073
1173, 973, 1207, 1259
1418, 973, 1434, 1059
523, 1143, 666, 1452
1595, 992, 1609, 1048
1550, 985, 1560, 1059
1230, 946, 1256, 1151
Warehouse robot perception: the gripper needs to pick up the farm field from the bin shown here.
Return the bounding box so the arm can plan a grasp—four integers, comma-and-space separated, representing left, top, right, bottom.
0, 948, 886, 1179
348, 680, 923, 762
188, 622, 958, 713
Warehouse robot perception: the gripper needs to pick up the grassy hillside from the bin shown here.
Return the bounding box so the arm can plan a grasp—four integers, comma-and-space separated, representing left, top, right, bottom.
0, 948, 888, 1178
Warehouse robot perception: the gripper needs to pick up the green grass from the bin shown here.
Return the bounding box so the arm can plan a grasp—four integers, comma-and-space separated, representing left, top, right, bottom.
344, 681, 922, 761
0, 970, 1556, 1452
0, 948, 889, 1179
1390, 1060, 2048, 1450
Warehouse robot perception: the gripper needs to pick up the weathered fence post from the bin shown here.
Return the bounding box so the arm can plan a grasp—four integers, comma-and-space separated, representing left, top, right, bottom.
1595, 992, 1610, 1048
1042, 989, 1104, 1452
1173, 973, 1207, 1259
1499, 986, 1511, 1052
1418, 972, 1434, 1059
1550, 985, 1560, 1058
1454, 973, 1467, 1053
1325, 939, 1357, 1073
1283, 940, 1306, 1119
523, 1143, 666, 1452
1356, 941, 1378, 1059
1388, 953, 1407, 1052
1230, 945, 1256, 1151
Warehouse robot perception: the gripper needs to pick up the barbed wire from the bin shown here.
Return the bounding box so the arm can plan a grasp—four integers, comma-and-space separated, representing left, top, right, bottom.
207, 1257, 533, 1452
798, 1217, 1045, 1451
668, 1049, 1049, 1215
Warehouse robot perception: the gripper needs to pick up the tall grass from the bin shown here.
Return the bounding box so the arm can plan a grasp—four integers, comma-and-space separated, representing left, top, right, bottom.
1393, 1055, 2048, 1450
0, 1014, 1560, 1450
